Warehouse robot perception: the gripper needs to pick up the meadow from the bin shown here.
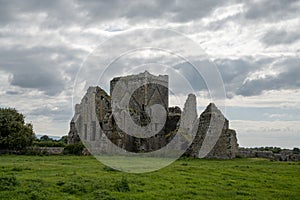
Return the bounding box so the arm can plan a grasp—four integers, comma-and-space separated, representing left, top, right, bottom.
0, 155, 299, 200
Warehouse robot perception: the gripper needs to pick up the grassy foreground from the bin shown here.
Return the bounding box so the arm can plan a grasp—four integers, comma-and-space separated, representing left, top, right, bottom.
0, 155, 299, 200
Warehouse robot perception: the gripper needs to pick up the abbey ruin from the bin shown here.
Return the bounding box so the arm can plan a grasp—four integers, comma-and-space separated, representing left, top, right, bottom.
68, 71, 239, 159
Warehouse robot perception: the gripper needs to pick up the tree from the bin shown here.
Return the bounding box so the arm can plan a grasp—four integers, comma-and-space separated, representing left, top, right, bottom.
59, 135, 68, 144
63, 142, 84, 155
0, 108, 35, 150
293, 147, 300, 154
40, 135, 52, 141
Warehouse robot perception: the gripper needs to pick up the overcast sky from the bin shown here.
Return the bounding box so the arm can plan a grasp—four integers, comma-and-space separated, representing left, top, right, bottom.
0, 0, 299, 148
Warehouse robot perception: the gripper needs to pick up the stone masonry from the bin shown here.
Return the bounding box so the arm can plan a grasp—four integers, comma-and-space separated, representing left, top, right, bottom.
185, 103, 239, 159
68, 71, 239, 159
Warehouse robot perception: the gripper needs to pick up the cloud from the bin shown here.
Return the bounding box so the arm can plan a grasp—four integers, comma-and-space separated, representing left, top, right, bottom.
5, 90, 23, 95
0, 0, 232, 28
30, 104, 72, 122
76, 0, 230, 24
135, 56, 300, 100
0, 0, 299, 148
244, 0, 300, 22
236, 57, 300, 96
9, 70, 63, 96
0, 0, 85, 26
231, 120, 300, 148
0, 46, 84, 96
261, 29, 300, 46
213, 57, 273, 98
225, 106, 300, 121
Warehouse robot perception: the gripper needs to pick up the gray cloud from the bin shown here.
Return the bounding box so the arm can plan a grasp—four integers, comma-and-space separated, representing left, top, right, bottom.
214, 58, 263, 98
261, 29, 300, 46
0, 46, 84, 96
30, 104, 72, 122
244, 0, 300, 22
237, 58, 300, 96
69, 0, 231, 24
0, 0, 84, 26
144, 57, 300, 99
0, 0, 299, 30
124, 0, 228, 23
0, 0, 231, 27
9, 69, 63, 96
5, 90, 22, 95
210, 57, 300, 98
205, 0, 300, 32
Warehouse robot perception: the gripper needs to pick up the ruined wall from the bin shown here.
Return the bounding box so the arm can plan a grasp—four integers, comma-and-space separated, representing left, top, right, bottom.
69, 87, 111, 153
68, 71, 239, 159
237, 148, 300, 161
110, 71, 168, 130
110, 71, 168, 110
28, 147, 64, 155
185, 103, 239, 159
105, 71, 171, 152
67, 121, 80, 144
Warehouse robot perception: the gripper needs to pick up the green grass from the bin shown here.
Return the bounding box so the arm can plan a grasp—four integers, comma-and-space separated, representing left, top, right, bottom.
0, 155, 299, 200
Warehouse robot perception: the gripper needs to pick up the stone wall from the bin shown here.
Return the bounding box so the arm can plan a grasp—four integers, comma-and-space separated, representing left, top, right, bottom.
69, 86, 113, 153
68, 71, 239, 159
0, 147, 64, 155
110, 71, 169, 111
237, 148, 300, 161
29, 147, 64, 154
185, 103, 239, 159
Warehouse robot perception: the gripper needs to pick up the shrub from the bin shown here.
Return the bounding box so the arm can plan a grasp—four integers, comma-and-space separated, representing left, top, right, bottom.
33, 141, 66, 147
271, 147, 281, 154
63, 143, 85, 155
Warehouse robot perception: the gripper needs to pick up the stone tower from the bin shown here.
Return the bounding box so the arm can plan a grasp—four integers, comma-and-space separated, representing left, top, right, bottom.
110, 71, 168, 128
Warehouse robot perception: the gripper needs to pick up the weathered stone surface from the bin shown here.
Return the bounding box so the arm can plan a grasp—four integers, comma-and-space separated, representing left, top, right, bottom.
237, 148, 256, 158
255, 151, 274, 159
185, 103, 239, 159
28, 147, 64, 155
290, 154, 300, 162
68, 71, 239, 159
67, 121, 80, 145
110, 71, 168, 136
237, 148, 300, 162
165, 94, 198, 154
110, 71, 168, 112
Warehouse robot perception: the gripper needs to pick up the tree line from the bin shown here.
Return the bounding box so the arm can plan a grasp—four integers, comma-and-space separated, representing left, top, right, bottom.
0, 107, 84, 154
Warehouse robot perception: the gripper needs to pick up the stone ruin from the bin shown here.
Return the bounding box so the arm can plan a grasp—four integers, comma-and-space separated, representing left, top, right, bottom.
68, 71, 239, 159
237, 148, 300, 162
185, 103, 239, 159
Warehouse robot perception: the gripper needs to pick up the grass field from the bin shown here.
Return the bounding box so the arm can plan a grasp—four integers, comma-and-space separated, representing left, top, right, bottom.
0, 155, 299, 200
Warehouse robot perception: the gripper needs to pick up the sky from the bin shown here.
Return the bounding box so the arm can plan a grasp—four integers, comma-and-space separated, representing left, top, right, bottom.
0, 0, 299, 148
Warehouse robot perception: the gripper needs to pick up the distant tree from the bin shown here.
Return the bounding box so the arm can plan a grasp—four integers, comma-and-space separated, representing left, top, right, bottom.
0, 108, 35, 150
63, 142, 84, 155
271, 147, 281, 154
293, 147, 300, 154
40, 135, 52, 141
59, 136, 68, 144
32, 135, 67, 148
